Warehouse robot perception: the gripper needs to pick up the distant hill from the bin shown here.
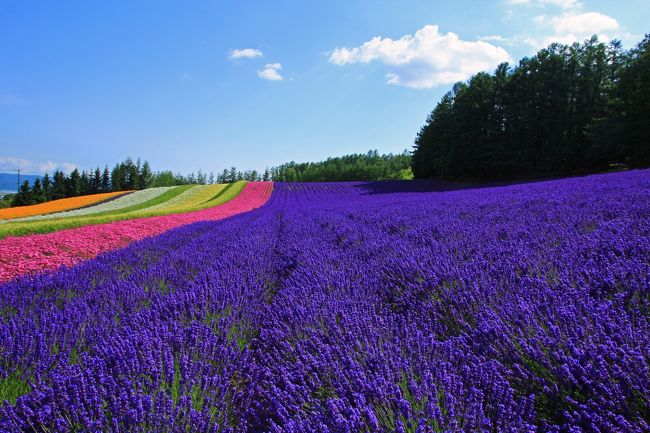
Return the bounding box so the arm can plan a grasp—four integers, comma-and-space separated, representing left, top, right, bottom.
0, 172, 43, 193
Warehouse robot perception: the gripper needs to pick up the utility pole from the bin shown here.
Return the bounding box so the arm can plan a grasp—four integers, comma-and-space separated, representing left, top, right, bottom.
16, 169, 21, 192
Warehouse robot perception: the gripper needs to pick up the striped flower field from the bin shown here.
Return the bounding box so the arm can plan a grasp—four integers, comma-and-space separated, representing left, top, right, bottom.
0, 191, 130, 220
0, 172, 649, 432
7, 186, 177, 222
0, 182, 248, 239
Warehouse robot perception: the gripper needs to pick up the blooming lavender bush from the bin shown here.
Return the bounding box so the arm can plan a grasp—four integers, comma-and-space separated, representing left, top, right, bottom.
1, 170, 648, 432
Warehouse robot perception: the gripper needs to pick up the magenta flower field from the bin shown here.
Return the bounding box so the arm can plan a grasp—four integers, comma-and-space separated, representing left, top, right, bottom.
0, 170, 648, 432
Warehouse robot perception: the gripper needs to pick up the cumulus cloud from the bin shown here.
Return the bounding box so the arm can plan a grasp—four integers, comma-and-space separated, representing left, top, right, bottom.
549, 12, 619, 34
257, 63, 283, 81
507, 0, 623, 49
228, 48, 263, 60
527, 11, 621, 47
328, 25, 511, 89
0, 157, 77, 175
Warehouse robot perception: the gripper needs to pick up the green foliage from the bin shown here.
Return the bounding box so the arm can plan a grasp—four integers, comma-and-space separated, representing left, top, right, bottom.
0, 193, 15, 208
270, 150, 413, 182
171, 357, 181, 406
149, 168, 214, 187
620, 35, 650, 167
0, 371, 30, 405
191, 383, 205, 412
412, 35, 650, 180
12, 180, 32, 206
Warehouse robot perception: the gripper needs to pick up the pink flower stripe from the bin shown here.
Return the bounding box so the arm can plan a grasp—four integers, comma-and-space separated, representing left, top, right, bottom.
0, 182, 273, 283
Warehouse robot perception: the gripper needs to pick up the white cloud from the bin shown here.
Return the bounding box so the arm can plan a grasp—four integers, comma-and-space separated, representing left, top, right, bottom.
0, 157, 77, 175
506, 0, 624, 49
257, 63, 283, 81
328, 25, 511, 89
527, 11, 620, 47
228, 48, 264, 60
549, 12, 619, 34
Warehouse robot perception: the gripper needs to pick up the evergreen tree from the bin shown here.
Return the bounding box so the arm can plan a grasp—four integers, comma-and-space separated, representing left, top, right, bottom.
52, 170, 66, 199
31, 179, 45, 203
12, 180, 32, 206
111, 163, 125, 191
228, 167, 237, 183
139, 161, 153, 189
125, 158, 138, 190
218, 169, 229, 184
66, 169, 82, 197
101, 166, 111, 192
80, 171, 90, 195
197, 170, 206, 185
42, 173, 52, 201
621, 35, 650, 167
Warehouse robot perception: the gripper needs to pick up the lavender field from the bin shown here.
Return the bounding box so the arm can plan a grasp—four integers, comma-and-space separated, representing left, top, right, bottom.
1, 170, 649, 432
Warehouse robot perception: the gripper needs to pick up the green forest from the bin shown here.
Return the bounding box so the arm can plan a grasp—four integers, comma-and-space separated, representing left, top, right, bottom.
411, 35, 650, 180
269, 150, 412, 182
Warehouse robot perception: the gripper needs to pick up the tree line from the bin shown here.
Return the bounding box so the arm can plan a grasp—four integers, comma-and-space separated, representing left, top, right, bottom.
411, 35, 650, 180
10, 159, 149, 206
269, 150, 412, 182
150, 151, 412, 185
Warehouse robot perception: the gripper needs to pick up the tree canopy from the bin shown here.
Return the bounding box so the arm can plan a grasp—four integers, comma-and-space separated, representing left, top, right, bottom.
270, 150, 413, 182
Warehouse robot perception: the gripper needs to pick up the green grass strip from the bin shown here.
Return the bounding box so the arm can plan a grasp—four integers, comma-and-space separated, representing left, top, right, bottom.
88, 185, 194, 217
204, 182, 236, 204
0, 181, 248, 239
139, 184, 225, 214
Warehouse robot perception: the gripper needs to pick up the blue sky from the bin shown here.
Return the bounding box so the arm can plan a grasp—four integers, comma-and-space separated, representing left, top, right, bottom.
1, 0, 647, 175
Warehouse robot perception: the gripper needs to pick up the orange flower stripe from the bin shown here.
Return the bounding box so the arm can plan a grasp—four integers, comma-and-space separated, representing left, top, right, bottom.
0, 191, 131, 220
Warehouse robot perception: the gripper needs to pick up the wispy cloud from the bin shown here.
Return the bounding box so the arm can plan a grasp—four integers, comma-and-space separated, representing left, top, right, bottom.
0, 157, 77, 175
329, 25, 511, 89
228, 48, 264, 60
257, 63, 283, 81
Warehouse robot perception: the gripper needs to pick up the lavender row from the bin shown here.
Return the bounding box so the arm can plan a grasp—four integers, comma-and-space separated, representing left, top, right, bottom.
1, 170, 649, 432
